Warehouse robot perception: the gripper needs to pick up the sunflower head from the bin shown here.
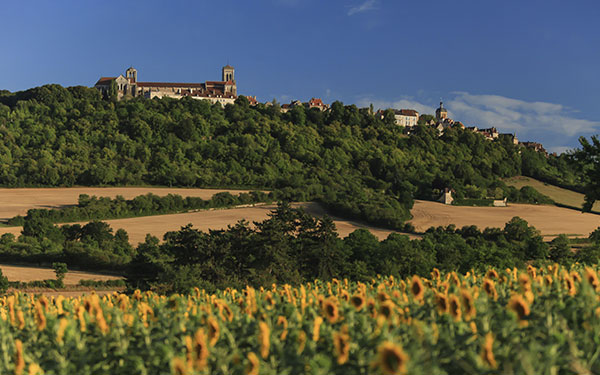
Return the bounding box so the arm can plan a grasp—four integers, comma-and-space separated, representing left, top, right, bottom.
485, 269, 499, 280
245, 352, 259, 375
376, 341, 408, 375
207, 316, 220, 346
333, 331, 351, 365
410, 275, 425, 301
350, 294, 365, 311
482, 278, 498, 300
378, 300, 396, 321
449, 295, 462, 321
585, 268, 599, 290
460, 289, 476, 321
508, 294, 530, 327
435, 293, 449, 314
322, 297, 340, 324
480, 332, 497, 368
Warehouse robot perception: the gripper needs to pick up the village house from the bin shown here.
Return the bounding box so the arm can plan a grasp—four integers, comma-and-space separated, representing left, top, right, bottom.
94, 65, 238, 106
393, 109, 419, 127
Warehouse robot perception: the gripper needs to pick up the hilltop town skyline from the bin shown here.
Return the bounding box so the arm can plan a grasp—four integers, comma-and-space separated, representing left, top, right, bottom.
1, 1, 599, 153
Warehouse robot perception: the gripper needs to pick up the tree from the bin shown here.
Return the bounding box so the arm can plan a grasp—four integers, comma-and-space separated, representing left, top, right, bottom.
575, 136, 600, 212
52, 262, 68, 288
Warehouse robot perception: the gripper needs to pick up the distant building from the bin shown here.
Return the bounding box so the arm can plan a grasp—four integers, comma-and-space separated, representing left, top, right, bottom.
94, 65, 238, 105
393, 109, 419, 127
435, 101, 448, 121
478, 127, 499, 140
244, 95, 258, 106
307, 98, 328, 111
520, 141, 548, 156
439, 188, 454, 205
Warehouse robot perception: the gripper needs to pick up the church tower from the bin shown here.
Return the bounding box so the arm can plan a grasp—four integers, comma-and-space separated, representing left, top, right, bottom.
436, 101, 448, 121
126, 67, 137, 83
222, 65, 235, 82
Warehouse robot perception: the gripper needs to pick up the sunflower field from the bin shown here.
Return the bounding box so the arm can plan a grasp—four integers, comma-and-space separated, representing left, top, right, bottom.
2, 264, 600, 374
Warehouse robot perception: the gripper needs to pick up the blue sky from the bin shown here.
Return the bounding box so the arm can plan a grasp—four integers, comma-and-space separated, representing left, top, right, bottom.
1, 0, 599, 153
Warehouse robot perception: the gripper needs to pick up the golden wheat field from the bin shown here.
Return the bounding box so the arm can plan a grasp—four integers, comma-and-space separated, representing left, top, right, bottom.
1, 265, 600, 374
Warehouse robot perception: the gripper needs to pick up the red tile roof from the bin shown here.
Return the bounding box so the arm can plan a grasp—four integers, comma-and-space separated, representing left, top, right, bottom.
395, 109, 419, 117
137, 82, 207, 88
95, 77, 116, 86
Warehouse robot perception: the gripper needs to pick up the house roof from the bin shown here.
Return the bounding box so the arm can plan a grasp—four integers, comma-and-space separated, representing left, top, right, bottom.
137, 82, 207, 88
223, 65, 234, 69
394, 109, 419, 117
95, 77, 116, 86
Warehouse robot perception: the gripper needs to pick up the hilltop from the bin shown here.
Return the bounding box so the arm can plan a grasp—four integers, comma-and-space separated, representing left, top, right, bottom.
0, 84, 591, 229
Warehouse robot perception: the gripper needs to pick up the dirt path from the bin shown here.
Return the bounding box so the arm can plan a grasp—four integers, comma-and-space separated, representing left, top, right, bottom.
0, 264, 122, 283
409, 200, 600, 237
0, 187, 259, 220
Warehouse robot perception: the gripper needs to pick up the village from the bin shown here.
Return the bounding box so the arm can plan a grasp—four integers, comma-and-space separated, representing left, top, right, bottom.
95, 65, 549, 157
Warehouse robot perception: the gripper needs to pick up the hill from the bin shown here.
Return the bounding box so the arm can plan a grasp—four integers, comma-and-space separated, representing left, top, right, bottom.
504, 176, 600, 212
0, 84, 589, 229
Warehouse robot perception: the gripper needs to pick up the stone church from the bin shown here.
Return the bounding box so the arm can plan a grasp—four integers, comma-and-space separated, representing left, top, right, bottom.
94, 65, 237, 105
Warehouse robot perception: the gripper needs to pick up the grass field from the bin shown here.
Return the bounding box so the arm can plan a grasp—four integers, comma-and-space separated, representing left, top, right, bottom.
409, 200, 600, 238
504, 176, 600, 212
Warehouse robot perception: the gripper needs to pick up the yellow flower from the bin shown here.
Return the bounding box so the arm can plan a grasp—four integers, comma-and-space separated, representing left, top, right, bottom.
333, 330, 351, 365
297, 331, 307, 354
584, 268, 599, 290
449, 295, 462, 322
508, 295, 530, 327
376, 341, 408, 375
245, 352, 259, 375
28, 363, 43, 375
460, 289, 476, 321
378, 300, 396, 321
16, 310, 25, 330
207, 316, 220, 346
435, 293, 448, 314
410, 275, 425, 301
480, 332, 497, 368
482, 278, 498, 300
56, 318, 68, 344
276, 316, 288, 341
193, 328, 209, 370
312, 316, 323, 342
172, 357, 189, 375
350, 294, 365, 311
15, 339, 25, 375
322, 297, 340, 324
258, 321, 270, 359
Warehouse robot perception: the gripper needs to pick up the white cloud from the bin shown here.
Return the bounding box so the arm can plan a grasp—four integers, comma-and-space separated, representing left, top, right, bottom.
348, 0, 378, 15
447, 92, 600, 137
356, 97, 434, 115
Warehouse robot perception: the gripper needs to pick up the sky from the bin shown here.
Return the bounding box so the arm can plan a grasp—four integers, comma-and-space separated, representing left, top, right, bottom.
1, 0, 599, 153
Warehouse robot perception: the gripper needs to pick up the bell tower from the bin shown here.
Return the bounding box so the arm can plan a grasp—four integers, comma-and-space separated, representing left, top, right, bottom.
222, 65, 235, 82
126, 67, 137, 83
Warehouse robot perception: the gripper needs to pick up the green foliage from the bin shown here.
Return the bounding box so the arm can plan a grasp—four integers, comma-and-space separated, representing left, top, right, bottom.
52, 262, 68, 287
0, 84, 583, 229
0, 269, 8, 294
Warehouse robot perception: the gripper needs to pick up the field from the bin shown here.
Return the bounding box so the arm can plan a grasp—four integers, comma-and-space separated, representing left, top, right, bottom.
1, 265, 599, 374
504, 176, 600, 212
0, 264, 121, 284
0, 187, 258, 221
409, 200, 600, 237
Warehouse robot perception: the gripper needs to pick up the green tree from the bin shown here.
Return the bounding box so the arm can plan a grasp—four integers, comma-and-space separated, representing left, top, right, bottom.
52, 262, 68, 288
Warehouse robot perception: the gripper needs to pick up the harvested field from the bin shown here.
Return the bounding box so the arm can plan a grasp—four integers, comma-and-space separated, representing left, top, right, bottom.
0, 203, 410, 244
504, 176, 600, 211
409, 200, 600, 237
0, 264, 122, 283
0, 187, 259, 220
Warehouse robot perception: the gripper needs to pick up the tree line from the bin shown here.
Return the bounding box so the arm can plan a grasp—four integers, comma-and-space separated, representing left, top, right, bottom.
0, 84, 590, 229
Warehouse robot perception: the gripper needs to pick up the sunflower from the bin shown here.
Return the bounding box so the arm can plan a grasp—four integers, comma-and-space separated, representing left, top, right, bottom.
276, 316, 288, 341
449, 295, 462, 321
564, 275, 577, 296
245, 352, 259, 375
16, 310, 25, 330
193, 328, 209, 370
379, 300, 396, 321
518, 273, 531, 292
313, 316, 323, 342
480, 332, 497, 368
15, 339, 24, 375
584, 268, 600, 290
460, 289, 476, 321
56, 318, 68, 344
333, 330, 351, 365
207, 316, 220, 346
431, 268, 441, 281
482, 278, 498, 300
544, 275, 553, 286
375, 341, 408, 375
297, 331, 307, 354
258, 321, 270, 359
410, 275, 425, 301
350, 294, 366, 311
322, 297, 340, 324
527, 265, 537, 279
508, 295, 530, 327
435, 293, 448, 314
